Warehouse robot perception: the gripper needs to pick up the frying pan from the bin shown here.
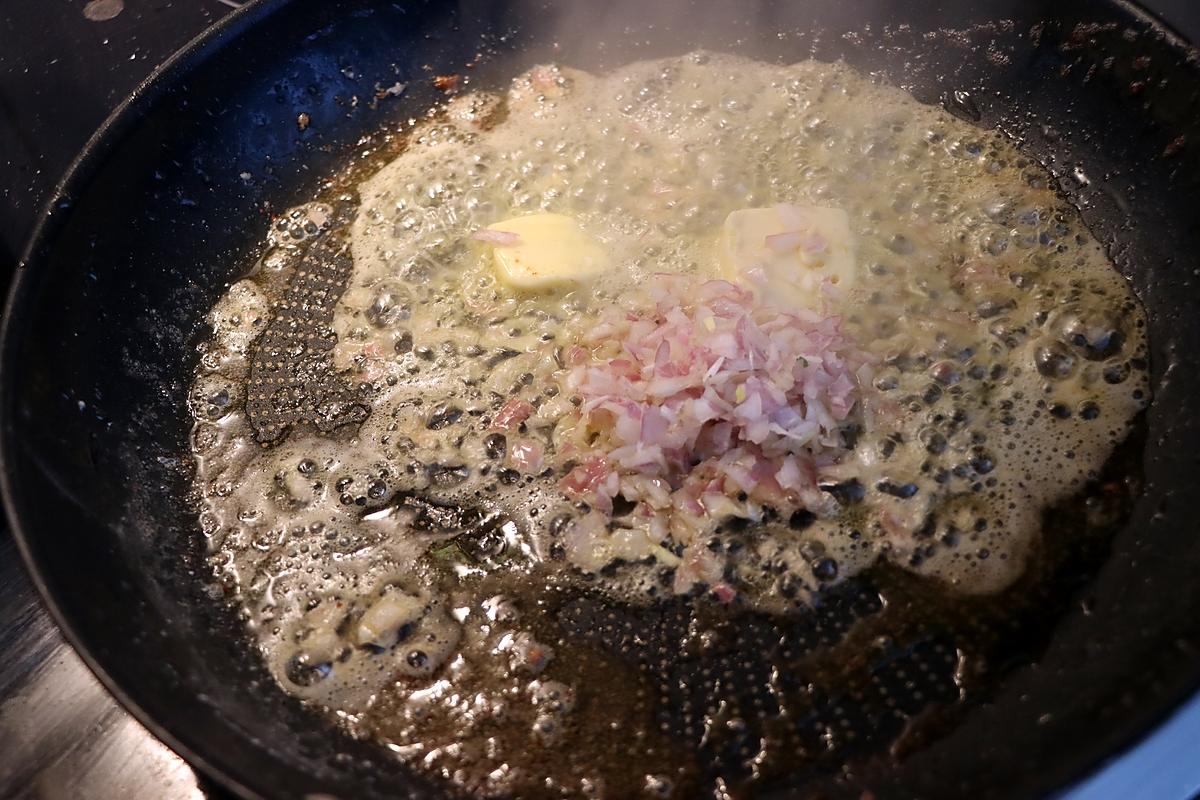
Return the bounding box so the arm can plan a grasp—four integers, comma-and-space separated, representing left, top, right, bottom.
3, 0, 1199, 797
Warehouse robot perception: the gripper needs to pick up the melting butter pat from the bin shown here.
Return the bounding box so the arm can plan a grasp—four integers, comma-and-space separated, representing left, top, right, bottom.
719, 204, 857, 309
482, 213, 608, 291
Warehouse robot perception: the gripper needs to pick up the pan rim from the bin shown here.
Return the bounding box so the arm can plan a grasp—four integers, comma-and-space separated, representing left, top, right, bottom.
0, 0, 296, 798
1114, 0, 1200, 52
0, 1, 1197, 799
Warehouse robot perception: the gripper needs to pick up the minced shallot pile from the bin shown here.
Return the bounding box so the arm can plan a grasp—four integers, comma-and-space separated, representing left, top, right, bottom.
555, 275, 866, 593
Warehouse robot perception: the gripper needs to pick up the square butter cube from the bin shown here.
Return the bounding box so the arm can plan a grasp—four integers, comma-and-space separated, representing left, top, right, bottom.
481, 213, 608, 291
720, 204, 857, 309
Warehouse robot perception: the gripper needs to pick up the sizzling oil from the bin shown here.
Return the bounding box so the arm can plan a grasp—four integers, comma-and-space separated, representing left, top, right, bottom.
188, 53, 1149, 798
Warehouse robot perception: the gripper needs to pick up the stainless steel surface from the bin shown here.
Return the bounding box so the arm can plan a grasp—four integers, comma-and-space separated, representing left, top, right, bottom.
1, 1, 1199, 798
0, 538, 204, 799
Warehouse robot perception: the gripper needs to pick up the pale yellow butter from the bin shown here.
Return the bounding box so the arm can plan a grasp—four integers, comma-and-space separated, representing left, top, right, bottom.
719, 204, 857, 309
482, 213, 608, 291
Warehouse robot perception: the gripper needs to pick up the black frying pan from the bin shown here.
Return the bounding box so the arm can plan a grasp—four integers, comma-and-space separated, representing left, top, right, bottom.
4, 0, 1200, 797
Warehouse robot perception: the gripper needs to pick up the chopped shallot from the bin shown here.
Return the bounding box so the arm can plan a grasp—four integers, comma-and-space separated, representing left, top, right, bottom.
492, 397, 534, 431
508, 439, 545, 473
764, 231, 806, 253
471, 229, 522, 246
558, 274, 864, 591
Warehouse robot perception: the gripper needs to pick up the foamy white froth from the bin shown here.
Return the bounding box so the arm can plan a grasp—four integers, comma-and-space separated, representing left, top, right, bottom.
189, 53, 1148, 797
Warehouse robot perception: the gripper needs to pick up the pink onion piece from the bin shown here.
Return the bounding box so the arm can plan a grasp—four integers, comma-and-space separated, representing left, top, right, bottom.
560, 456, 611, 497
471, 228, 522, 247
492, 397, 534, 431
711, 582, 738, 604
764, 230, 806, 253
800, 231, 828, 254
508, 439, 544, 473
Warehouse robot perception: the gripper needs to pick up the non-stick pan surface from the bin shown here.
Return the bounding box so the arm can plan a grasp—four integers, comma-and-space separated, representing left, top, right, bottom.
3, 1, 1199, 797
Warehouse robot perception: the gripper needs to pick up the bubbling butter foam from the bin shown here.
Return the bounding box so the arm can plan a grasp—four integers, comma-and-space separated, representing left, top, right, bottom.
189, 52, 1148, 798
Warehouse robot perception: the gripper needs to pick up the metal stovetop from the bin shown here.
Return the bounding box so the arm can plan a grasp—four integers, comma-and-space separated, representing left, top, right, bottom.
1, 6, 238, 797
1, 2, 1199, 798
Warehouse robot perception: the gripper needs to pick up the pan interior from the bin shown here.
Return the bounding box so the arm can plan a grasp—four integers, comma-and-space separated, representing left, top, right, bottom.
187, 48, 1151, 799
4, 1, 1199, 799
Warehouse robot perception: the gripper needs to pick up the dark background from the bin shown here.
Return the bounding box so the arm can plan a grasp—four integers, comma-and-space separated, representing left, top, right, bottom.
0, 1, 1198, 798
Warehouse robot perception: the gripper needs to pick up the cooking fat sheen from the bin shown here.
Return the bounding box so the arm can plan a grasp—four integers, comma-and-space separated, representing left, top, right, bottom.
188, 52, 1149, 798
